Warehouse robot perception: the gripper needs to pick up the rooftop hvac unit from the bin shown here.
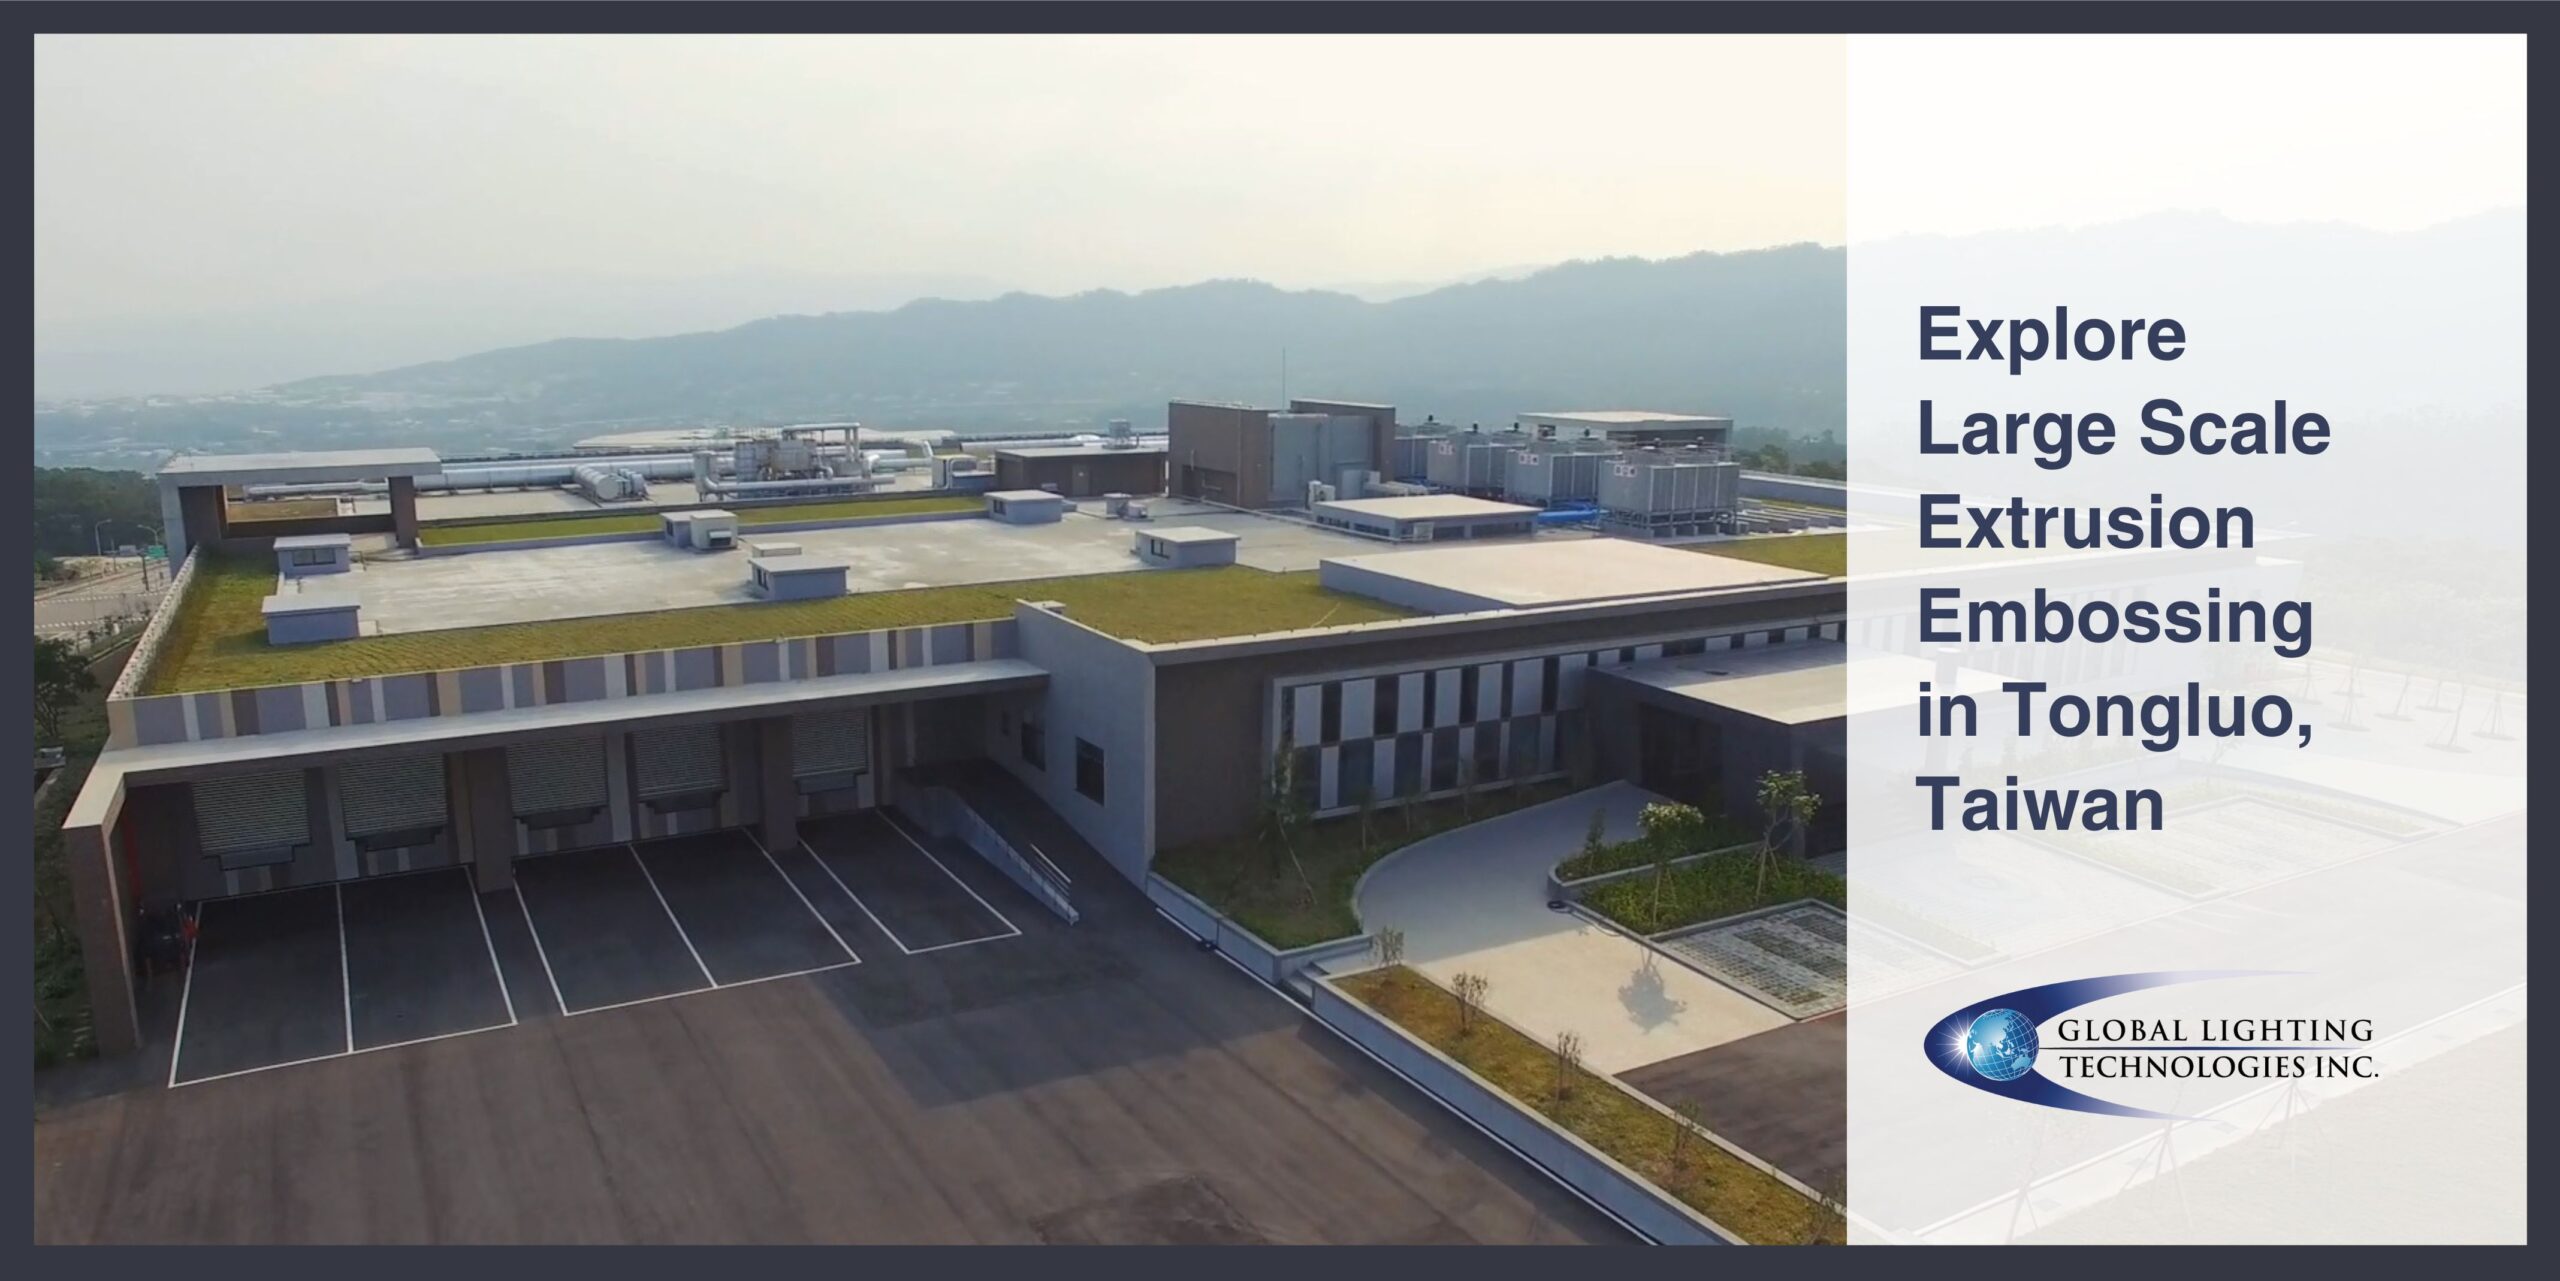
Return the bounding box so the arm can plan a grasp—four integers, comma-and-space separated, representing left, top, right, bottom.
1308, 479, 1336, 505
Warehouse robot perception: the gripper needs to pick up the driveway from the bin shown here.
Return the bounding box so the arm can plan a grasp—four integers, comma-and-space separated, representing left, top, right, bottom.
1354, 781, 1787, 1074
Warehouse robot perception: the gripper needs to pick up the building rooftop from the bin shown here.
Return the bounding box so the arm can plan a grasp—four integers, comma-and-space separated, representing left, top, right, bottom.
1595, 642, 2005, 725
156, 447, 444, 484
1145, 525, 1239, 545
1520, 410, 1728, 426
992, 443, 1169, 460
1321, 537, 1823, 612
1313, 495, 1539, 521
136, 499, 1407, 693
271, 533, 354, 551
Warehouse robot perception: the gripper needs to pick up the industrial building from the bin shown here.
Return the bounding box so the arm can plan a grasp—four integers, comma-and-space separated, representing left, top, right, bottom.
61, 443, 1862, 1072
991, 442, 1168, 498
1309, 494, 1539, 542
1519, 410, 1735, 451
1167, 397, 1395, 508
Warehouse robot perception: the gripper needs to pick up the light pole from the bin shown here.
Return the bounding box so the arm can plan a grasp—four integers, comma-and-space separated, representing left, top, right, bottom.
92, 518, 114, 559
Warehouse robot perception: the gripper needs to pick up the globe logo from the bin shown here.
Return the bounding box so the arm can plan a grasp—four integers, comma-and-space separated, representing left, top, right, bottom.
1964, 1008, 2039, 1082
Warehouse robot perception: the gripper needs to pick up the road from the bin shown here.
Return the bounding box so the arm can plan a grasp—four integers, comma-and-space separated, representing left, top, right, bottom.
34, 562, 163, 641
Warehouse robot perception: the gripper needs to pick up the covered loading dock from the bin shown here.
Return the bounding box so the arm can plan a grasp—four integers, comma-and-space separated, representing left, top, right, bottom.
61, 659, 1050, 1059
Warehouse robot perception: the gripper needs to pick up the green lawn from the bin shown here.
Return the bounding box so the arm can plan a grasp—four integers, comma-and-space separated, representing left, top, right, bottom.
1153, 782, 1575, 948
1685, 532, 1846, 578
1335, 966, 1841, 1245
1578, 846, 1845, 935
141, 552, 1410, 695
419, 494, 983, 547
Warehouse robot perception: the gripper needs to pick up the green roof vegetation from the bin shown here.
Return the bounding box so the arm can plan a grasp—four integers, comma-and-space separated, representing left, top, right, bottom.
139, 552, 1412, 695
1685, 532, 1846, 578
225, 498, 341, 522
418, 494, 983, 547
1335, 966, 1842, 1244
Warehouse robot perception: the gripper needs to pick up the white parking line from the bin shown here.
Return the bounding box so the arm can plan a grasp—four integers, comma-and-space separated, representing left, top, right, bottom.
511, 883, 572, 1017
168, 872, 519, 1090
743, 830, 861, 964
794, 837, 918, 955
879, 811, 1023, 946
336, 884, 354, 1055
556, 959, 862, 1019
165, 902, 204, 1090
465, 873, 521, 1028
626, 843, 719, 987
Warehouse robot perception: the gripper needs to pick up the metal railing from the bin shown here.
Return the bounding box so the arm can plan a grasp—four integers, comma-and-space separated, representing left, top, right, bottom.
906, 784, 1078, 924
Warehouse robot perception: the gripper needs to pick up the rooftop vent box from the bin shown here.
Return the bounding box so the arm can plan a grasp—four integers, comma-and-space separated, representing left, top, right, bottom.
1133, 525, 1240, 569
986, 490, 1066, 525
273, 533, 354, 578
747, 553, 849, 601
262, 592, 361, 645
661, 508, 739, 551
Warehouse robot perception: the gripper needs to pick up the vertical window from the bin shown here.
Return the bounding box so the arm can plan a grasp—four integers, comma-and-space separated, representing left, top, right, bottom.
1459, 666, 1480, 722
1394, 733, 1423, 798
1541, 655, 1561, 712
1074, 738, 1106, 803
1339, 739, 1373, 806
1422, 670, 1441, 726
1473, 723, 1503, 782
1293, 745, 1322, 811
1508, 717, 1539, 777
1020, 713, 1046, 770
1373, 675, 1398, 737
1430, 727, 1460, 789
1320, 683, 1341, 743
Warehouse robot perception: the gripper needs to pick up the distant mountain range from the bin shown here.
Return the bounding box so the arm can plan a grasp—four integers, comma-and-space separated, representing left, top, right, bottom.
291, 243, 1848, 434
34, 244, 1847, 467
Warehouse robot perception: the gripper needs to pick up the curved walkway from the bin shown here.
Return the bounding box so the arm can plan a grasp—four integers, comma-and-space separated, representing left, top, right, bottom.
1354, 781, 1786, 1074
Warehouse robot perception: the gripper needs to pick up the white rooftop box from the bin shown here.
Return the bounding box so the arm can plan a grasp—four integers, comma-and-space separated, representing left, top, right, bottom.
662, 508, 739, 551
986, 490, 1066, 525
273, 532, 354, 577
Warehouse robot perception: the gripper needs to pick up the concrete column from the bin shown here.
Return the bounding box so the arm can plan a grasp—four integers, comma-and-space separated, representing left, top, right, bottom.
62, 818, 141, 1056
756, 715, 798, 850
458, 748, 516, 891
388, 475, 420, 549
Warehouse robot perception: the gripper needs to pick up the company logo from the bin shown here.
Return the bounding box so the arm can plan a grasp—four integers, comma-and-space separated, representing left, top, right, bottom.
1926, 971, 2378, 1119
1960, 1008, 2039, 1081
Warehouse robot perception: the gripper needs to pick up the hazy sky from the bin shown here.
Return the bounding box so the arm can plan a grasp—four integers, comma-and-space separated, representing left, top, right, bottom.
35, 34, 1848, 335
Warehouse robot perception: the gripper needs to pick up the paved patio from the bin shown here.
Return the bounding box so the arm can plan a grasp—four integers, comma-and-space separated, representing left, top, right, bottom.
1353, 781, 1787, 1074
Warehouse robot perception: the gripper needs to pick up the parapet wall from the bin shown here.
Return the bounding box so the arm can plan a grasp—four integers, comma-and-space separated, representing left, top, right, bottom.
106, 616, 1018, 750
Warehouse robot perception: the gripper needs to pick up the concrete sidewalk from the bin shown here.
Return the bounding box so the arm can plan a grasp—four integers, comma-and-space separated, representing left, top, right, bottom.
1354, 781, 1786, 1074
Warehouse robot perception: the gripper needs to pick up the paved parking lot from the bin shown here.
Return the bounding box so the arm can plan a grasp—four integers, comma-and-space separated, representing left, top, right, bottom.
167, 819, 1029, 1086
42, 806, 1623, 1244
171, 868, 516, 1086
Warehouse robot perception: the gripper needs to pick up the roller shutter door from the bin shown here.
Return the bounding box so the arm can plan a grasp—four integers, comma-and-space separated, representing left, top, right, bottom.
195, 770, 310, 868
507, 737, 607, 818
633, 723, 726, 801
340, 754, 448, 840
792, 708, 870, 791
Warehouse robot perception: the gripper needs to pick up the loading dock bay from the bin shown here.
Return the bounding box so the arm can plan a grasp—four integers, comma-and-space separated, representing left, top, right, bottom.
168, 811, 1023, 1087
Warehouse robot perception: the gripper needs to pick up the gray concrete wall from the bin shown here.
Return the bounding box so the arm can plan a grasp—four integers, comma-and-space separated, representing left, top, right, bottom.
994, 605, 1156, 884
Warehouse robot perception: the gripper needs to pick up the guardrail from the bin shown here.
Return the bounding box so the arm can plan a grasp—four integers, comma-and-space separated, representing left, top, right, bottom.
904, 784, 1078, 924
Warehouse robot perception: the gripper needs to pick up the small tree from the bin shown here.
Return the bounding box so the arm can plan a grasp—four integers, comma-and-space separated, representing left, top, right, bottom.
1753, 770, 1823, 903
1373, 925, 1406, 969
1257, 737, 1316, 904
1796, 1175, 1849, 1245
1451, 971, 1490, 1037
33, 637, 98, 747
1454, 750, 1479, 820
1551, 1030, 1584, 1106
1580, 809, 1608, 867
1668, 1100, 1706, 1181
